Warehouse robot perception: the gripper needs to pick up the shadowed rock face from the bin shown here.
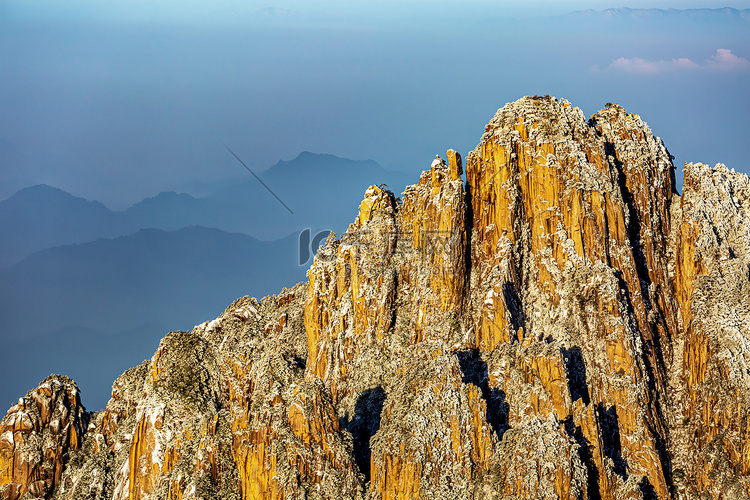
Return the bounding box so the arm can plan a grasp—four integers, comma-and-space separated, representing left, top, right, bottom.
2, 95, 750, 499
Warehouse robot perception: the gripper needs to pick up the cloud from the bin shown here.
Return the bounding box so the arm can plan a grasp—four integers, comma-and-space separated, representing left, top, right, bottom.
604, 49, 749, 74
607, 56, 698, 74
707, 48, 750, 71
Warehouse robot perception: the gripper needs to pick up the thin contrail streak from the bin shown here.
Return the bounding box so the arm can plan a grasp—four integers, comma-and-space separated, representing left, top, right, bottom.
223, 143, 294, 215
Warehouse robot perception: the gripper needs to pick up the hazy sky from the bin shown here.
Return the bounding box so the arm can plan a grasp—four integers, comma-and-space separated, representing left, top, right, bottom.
1, 0, 749, 208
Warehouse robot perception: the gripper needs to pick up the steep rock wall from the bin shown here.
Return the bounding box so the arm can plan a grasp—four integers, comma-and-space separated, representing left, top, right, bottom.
465, 97, 677, 498
669, 162, 750, 498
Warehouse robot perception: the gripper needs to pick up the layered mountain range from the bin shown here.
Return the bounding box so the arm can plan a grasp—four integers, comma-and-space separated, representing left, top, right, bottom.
2, 96, 749, 499
0, 152, 406, 268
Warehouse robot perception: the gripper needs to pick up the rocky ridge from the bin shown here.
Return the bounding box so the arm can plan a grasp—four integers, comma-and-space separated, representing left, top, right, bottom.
2, 95, 749, 499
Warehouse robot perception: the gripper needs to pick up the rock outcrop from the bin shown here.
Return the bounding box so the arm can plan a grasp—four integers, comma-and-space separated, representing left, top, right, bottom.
2, 96, 749, 499
0, 376, 88, 500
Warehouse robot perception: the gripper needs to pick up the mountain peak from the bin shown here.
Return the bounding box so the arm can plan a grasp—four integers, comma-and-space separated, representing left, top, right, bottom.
2, 185, 113, 214
266, 151, 384, 175
295, 150, 333, 160
6, 184, 76, 202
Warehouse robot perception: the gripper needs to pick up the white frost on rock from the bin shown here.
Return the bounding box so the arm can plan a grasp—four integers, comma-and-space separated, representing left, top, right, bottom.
233, 305, 259, 321
110, 453, 131, 500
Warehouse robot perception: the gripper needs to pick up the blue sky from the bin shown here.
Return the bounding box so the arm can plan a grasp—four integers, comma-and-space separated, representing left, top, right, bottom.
1, 0, 749, 207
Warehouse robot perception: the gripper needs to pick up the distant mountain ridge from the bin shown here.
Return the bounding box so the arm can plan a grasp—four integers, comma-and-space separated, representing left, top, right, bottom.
264, 151, 384, 177
0, 184, 129, 267
564, 6, 750, 21
0, 152, 410, 267
0, 225, 308, 409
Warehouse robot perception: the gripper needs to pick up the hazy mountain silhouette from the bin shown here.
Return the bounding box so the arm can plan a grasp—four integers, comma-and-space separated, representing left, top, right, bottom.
565, 7, 750, 21
557, 7, 750, 32
118, 152, 410, 240
123, 191, 212, 231
0, 185, 133, 268
0, 153, 411, 267
204, 151, 411, 239
0, 226, 309, 410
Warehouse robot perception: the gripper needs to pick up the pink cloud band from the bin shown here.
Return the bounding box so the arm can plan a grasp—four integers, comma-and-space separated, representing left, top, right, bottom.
603, 49, 749, 74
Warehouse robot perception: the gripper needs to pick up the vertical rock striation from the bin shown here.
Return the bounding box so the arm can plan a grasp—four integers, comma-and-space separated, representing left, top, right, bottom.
465, 97, 677, 498
2, 95, 750, 499
669, 162, 750, 498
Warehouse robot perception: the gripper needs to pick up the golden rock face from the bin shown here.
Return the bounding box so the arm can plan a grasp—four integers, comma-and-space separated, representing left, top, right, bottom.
465, 97, 678, 498
0, 376, 88, 500
3, 96, 750, 500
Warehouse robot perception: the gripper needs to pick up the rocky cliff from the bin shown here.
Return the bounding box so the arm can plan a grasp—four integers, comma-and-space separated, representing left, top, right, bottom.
2, 95, 749, 499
